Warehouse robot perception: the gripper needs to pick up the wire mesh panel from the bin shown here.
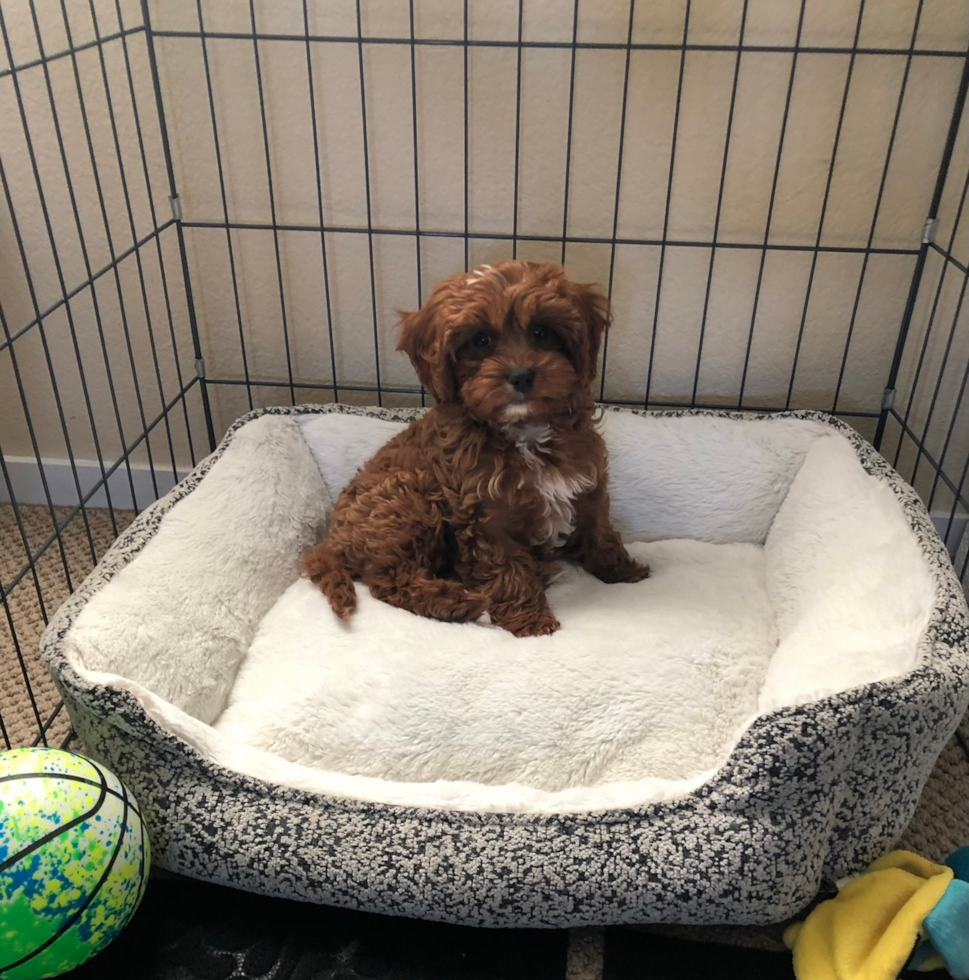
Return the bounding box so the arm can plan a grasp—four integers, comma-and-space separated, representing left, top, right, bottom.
1, 0, 968, 748
0, 0, 209, 748
878, 68, 969, 585
146, 0, 968, 434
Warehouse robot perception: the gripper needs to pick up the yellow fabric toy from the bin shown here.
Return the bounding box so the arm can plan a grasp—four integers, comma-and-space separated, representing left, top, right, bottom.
784, 851, 954, 980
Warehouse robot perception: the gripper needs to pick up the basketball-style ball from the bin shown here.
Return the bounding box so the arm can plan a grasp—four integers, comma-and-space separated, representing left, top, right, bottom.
0, 747, 149, 980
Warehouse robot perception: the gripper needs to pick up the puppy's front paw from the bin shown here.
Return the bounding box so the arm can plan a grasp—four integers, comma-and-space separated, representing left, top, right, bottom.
511, 614, 561, 638
421, 580, 490, 623
617, 561, 650, 583
446, 590, 491, 623
491, 604, 561, 638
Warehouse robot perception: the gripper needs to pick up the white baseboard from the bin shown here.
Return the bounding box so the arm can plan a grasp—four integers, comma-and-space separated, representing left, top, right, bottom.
0, 456, 191, 511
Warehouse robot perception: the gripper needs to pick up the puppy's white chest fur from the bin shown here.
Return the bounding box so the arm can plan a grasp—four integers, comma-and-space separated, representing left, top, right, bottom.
500, 422, 596, 547
528, 465, 595, 546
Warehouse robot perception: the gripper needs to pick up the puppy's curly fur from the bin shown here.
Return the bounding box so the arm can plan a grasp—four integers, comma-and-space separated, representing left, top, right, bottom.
304, 260, 649, 637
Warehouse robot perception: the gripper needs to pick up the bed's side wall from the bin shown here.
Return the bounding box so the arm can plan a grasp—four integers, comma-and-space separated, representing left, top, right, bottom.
603, 411, 827, 543
64, 416, 329, 723
761, 434, 936, 711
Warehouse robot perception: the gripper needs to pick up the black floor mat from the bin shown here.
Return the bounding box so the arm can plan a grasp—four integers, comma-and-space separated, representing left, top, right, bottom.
63, 875, 568, 980
603, 927, 795, 979
60, 874, 950, 979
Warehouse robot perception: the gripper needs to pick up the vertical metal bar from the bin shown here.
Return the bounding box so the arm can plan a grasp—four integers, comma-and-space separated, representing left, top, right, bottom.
927, 412, 969, 577
559, 0, 580, 267
140, 0, 215, 452
67, 5, 162, 507
895, 170, 969, 466
248, 0, 295, 406
408, 0, 425, 407
0, 303, 74, 591
87, 0, 180, 485
80, 0, 161, 503
463, 0, 470, 273
0, 588, 47, 746
941, 438, 969, 570
0, 447, 50, 747
896, 168, 968, 444
738, 0, 831, 409
56, 0, 160, 509
195, 0, 253, 414
408, 0, 423, 301
24, 0, 123, 536
0, 436, 52, 627
355, 0, 383, 405
117, 0, 196, 466
910, 266, 967, 489
874, 53, 969, 448
900, 173, 969, 482
0, 8, 98, 568
692, 0, 750, 405
784, 0, 865, 408
961, 526, 969, 586
831, 0, 926, 414
644, 0, 691, 408
302, 0, 339, 404
599, 0, 637, 402
890, 408, 913, 470
32, 701, 66, 748
511, 0, 524, 260
926, 320, 969, 515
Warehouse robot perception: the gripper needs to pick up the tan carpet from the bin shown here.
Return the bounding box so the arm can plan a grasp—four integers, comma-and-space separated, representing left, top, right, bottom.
1, 503, 134, 749
1, 502, 966, 948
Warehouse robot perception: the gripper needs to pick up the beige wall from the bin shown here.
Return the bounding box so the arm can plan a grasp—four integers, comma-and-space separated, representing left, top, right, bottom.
1, 1, 966, 502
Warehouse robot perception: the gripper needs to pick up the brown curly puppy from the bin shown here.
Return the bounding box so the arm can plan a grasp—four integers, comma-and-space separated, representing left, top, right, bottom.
304, 260, 649, 637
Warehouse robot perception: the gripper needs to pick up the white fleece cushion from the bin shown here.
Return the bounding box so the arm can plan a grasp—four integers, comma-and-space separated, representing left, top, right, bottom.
759, 435, 936, 711
214, 540, 776, 790
297, 412, 830, 546
68, 416, 330, 723
601, 412, 827, 543
300, 412, 407, 506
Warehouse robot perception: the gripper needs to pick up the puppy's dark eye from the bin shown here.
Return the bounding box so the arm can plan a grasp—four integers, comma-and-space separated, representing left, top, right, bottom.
472, 331, 493, 349
531, 324, 550, 342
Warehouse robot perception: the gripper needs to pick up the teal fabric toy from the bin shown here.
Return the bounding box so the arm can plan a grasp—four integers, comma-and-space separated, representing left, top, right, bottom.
908, 846, 969, 978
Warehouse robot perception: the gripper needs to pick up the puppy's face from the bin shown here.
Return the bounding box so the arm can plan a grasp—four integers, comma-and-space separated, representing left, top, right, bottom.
397, 261, 609, 425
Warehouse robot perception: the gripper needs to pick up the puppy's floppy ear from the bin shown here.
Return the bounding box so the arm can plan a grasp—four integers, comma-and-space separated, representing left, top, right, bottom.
568, 281, 611, 386
397, 306, 456, 404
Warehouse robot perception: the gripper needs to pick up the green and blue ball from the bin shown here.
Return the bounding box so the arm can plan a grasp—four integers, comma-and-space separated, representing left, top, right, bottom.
0, 747, 149, 979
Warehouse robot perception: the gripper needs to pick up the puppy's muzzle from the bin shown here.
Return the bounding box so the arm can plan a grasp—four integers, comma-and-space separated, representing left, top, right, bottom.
508, 368, 536, 395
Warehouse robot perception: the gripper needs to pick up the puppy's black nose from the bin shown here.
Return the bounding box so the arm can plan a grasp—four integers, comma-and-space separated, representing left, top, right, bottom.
508, 368, 536, 393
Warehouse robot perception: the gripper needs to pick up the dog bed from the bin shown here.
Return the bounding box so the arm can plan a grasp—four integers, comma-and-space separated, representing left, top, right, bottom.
42, 406, 969, 927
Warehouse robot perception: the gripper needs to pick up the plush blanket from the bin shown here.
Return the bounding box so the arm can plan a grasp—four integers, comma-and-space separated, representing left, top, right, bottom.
215, 539, 775, 790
